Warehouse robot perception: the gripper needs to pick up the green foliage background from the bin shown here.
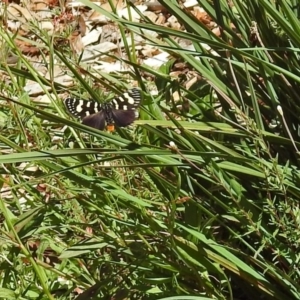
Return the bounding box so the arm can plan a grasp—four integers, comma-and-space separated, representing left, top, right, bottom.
0, 0, 300, 299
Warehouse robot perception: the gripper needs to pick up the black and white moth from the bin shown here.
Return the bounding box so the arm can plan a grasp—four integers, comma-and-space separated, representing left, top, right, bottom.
64, 88, 141, 130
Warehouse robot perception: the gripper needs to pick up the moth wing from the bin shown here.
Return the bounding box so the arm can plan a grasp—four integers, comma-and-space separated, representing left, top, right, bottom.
82, 112, 106, 130
112, 88, 142, 110
111, 110, 136, 127
64, 98, 102, 119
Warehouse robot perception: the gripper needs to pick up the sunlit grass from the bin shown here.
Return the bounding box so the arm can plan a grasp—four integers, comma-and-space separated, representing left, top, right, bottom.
0, 0, 299, 299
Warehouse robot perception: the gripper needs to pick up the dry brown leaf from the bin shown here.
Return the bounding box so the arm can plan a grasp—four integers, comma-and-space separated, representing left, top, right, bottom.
77, 14, 86, 36
100, 0, 125, 13
156, 14, 166, 25
15, 39, 41, 56
30, 0, 48, 12
192, 7, 213, 26
69, 33, 84, 54
145, 1, 168, 13
8, 3, 34, 21
8, 0, 21, 4
212, 27, 221, 37
47, 0, 60, 8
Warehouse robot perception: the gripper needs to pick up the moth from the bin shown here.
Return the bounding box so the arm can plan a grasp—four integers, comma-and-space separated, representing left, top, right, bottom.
64, 88, 141, 131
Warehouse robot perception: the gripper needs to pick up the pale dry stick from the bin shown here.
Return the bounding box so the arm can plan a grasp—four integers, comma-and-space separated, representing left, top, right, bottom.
207, 80, 253, 134
251, 21, 292, 88
277, 105, 299, 154
214, 110, 252, 133
226, 49, 246, 112
168, 141, 204, 173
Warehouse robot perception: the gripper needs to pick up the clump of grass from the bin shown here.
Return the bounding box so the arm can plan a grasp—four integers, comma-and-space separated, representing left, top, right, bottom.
0, 0, 300, 299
